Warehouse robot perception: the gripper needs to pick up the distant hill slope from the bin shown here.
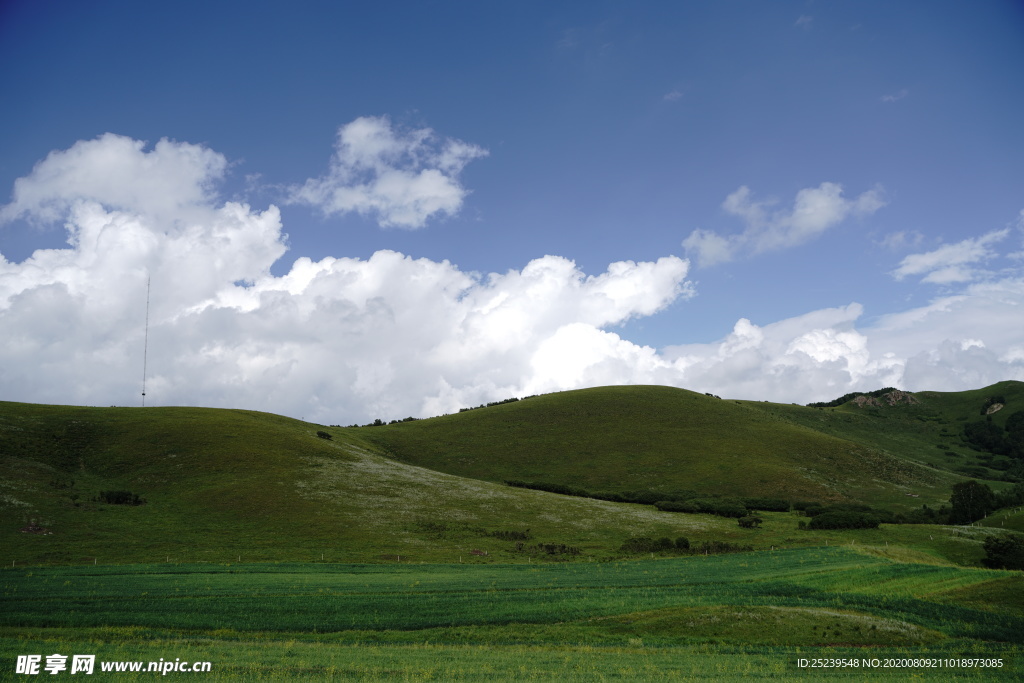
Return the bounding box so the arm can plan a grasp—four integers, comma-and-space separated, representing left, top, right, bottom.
743, 380, 1024, 486
357, 385, 962, 507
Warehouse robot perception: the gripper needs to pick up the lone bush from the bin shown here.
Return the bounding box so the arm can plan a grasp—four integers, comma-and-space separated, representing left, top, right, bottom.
738, 515, 763, 529
982, 533, 1024, 570
97, 490, 145, 506
316, 430, 332, 440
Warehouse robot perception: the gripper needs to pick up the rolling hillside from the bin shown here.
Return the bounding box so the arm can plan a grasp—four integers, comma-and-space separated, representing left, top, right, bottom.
357, 385, 968, 507
2, 381, 1021, 567
0, 401, 741, 566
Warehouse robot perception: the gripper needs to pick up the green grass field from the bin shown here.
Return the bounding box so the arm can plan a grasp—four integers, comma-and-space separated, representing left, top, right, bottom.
2, 548, 1021, 680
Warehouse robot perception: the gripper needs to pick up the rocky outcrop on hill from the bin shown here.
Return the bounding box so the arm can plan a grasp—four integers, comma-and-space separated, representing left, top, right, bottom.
852, 390, 918, 408
881, 390, 918, 406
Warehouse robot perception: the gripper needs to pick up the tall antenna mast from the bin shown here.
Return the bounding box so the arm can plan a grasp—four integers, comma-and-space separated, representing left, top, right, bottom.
142, 275, 151, 407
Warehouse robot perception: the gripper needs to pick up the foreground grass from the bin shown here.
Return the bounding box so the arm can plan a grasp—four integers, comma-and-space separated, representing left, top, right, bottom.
2, 548, 1021, 680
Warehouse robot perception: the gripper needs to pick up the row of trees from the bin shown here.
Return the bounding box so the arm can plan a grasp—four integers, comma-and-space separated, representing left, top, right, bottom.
504, 480, 793, 517
619, 536, 753, 555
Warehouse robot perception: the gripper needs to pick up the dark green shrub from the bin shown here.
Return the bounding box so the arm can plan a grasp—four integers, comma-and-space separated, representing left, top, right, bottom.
956, 465, 992, 479
802, 503, 890, 521
738, 515, 763, 528
532, 543, 580, 556
503, 480, 589, 497
694, 540, 754, 555
963, 420, 1009, 455
807, 511, 879, 530
742, 497, 790, 512
675, 537, 690, 550
899, 504, 949, 524
997, 482, 1024, 508
316, 430, 332, 440
619, 537, 657, 553
982, 533, 1024, 570
97, 490, 145, 506
686, 498, 749, 518
487, 529, 532, 541
620, 490, 669, 505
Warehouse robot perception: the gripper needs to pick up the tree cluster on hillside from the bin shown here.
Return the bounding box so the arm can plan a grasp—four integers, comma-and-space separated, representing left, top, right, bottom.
962, 410, 1024, 461
947, 480, 1024, 525
459, 395, 538, 413
806, 387, 899, 408
795, 503, 885, 530
655, 498, 748, 518
350, 416, 419, 428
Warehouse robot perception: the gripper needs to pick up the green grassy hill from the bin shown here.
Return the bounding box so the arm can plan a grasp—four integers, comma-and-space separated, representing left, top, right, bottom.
357, 385, 965, 508
2, 382, 1021, 568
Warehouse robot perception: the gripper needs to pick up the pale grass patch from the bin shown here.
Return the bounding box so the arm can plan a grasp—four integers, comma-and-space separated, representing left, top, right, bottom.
766, 605, 944, 639
852, 544, 957, 566
295, 442, 724, 534
0, 493, 32, 508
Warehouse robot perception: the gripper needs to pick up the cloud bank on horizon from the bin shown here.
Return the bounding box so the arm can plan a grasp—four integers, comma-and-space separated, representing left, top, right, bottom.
1, 129, 1022, 424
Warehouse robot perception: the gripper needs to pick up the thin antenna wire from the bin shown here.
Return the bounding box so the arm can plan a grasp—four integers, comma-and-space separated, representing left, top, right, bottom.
142, 275, 150, 407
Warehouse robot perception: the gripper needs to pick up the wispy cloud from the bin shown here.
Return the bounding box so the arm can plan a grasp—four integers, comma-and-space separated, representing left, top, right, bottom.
683, 183, 886, 267
795, 15, 814, 30
890, 229, 1010, 283
876, 230, 924, 251
663, 90, 684, 102
881, 88, 909, 103
288, 116, 487, 229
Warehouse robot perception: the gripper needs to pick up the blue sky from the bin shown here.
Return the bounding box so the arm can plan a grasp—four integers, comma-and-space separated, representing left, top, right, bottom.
1, 0, 1023, 422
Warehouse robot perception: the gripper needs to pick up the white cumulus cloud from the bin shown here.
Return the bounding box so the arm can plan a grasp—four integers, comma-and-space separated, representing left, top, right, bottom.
0, 133, 227, 227
0, 132, 692, 423
288, 115, 488, 229
662, 279, 1024, 403
683, 182, 885, 267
